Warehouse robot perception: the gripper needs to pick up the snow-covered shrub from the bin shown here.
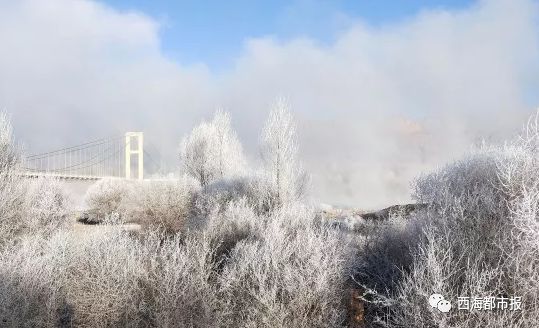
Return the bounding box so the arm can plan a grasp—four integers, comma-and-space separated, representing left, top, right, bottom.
62, 228, 219, 327
180, 110, 247, 187
63, 230, 150, 327
64, 229, 223, 327
0, 232, 72, 327
0, 175, 26, 248
356, 114, 539, 327
413, 146, 510, 229
143, 232, 222, 327
23, 177, 71, 237
411, 147, 511, 274
488, 116, 539, 326
84, 178, 132, 222
126, 179, 196, 233
355, 148, 517, 327
193, 177, 248, 217
193, 173, 297, 220
191, 172, 308, 223
353, 215, 421, 296
0, 114, 70, 246
501, 186, 539, 326
190, 201, 354, 326
385, 221, 527, 328
217, 203, 352, 327
0, 176, 70, 246
260, 99, 309, 210
205, 198, 259, 235
1, 229, 220, 327
202, 199, 261, 271
0, 201, 354, 327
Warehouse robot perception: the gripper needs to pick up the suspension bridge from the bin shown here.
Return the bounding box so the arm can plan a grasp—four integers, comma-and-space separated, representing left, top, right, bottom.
22, 132, 146, 180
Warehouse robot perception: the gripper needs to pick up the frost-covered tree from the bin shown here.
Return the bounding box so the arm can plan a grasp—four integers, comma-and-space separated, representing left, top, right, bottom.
260, 98, 307, 208
213, 110, 245, 177
0, 112, 25, 247
179, 121, 214, 187
0, 112, 18, 175
179, 110, 246, 187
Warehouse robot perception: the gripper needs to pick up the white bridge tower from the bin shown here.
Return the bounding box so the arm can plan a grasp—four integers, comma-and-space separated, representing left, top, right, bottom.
125, 132, 144, 180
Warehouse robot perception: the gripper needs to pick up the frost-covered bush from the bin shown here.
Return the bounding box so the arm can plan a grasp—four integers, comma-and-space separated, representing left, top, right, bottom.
501, 188, 539, 326
84, 178, 132, 222
202, 199, 261, 271
217, 203, 352, 328
64, 230, 149, 327
413, 146, 510, 231
411, 147, 511, 275
0, 232, 72, 327
356, 113, 539, 327
1, 177, 71, 246
126, 179, 196, 233
354, 215, 421, 294
190, 201, 355, 327
64, 230, 222, 327
143, 232, 221, 328
192, 177, 253, 219
190, 175, 283, 220
23, 177, 71, 237
0, 229, 221, 327
205, 198, 259, 236
85, 177, 196, 230
180, 110, 247, 187
0, 201, 354, 327
356, 149, 520, 327
0, 178, 26, 248
0, 114, 70, 247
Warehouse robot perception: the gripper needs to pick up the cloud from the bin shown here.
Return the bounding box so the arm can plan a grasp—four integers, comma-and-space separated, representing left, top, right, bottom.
1, 0, 538, 209
0, 0, 214, 152
221, 0, 539, 207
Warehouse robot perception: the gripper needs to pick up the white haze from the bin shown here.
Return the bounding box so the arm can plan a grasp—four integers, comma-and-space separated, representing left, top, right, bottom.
1, 0, 538, 209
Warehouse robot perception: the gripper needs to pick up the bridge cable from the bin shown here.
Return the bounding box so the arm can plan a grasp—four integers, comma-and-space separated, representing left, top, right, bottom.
25, 135, 124, 159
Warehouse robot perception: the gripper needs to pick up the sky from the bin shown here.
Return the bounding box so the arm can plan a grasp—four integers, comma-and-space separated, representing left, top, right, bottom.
102, 0, 475, 70
1, 0, 539, 209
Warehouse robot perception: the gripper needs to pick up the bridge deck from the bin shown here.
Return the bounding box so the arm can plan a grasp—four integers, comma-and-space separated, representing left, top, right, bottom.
21, 172, 106, 180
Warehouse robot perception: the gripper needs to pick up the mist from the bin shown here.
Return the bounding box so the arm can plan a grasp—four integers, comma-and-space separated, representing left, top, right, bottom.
1, 0, 538, 209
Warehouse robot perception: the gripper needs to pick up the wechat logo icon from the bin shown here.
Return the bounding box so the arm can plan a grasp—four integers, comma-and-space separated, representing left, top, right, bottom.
429, 294, 452, 313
